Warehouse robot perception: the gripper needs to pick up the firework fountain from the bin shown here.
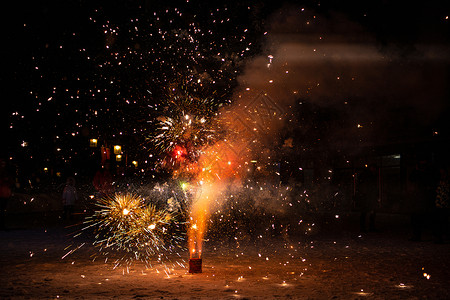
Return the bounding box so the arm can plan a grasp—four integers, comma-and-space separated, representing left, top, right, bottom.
150, 90, 229, 273
58, 2, 289, 275
155, 87, 285, 273
5, 2, 450, 298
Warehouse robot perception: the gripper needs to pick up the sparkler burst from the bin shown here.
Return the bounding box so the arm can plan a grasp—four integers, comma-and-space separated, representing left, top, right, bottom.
83, 193, 186, 267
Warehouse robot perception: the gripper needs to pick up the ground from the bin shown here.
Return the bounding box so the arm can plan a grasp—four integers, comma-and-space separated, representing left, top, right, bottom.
1, 210, 449, 300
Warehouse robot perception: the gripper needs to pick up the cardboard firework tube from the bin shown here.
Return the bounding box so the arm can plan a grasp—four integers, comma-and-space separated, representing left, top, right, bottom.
188, 258, 202, 273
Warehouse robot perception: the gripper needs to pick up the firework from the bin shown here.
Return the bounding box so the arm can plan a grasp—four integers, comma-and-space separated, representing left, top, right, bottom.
148, 87, 224, 163
83, 193, 186, 267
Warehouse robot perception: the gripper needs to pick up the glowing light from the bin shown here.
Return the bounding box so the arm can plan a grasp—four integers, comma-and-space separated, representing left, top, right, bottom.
396, 283, 413, 289
114, 145, 122, 154
181, 182, 188, 190
354, 290, 373, 296
280, 281, 290, 287
90, 138, 98, 147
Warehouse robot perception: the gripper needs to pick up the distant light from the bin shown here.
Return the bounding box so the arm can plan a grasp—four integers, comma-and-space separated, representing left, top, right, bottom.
114, 145, 122, 154
90, 138, 98, 147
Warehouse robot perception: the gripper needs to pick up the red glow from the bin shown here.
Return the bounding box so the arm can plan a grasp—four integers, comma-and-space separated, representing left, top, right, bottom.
172, 145, 187, 160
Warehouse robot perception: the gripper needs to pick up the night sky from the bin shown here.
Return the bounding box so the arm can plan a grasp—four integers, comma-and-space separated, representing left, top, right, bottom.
1, 0, 449, 178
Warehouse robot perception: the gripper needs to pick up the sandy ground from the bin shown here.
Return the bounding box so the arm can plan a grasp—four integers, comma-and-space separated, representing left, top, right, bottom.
1, 212, 449, 300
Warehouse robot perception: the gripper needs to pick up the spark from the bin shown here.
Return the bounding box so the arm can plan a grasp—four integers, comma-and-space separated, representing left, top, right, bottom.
148, 88, 223, 167
66, 193, 186, 268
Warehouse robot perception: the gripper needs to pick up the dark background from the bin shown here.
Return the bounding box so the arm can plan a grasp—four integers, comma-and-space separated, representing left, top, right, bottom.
1, 0, 449, 192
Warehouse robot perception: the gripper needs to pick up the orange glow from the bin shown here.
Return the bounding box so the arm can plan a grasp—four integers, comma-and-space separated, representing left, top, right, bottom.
187, 143, 239, 259
186, 92, 281, 260
188, 185, 211, 259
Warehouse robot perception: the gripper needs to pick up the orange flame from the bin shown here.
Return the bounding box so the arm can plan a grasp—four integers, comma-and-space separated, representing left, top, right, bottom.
188, 194, 207, 259
186, 94, 273, 259
187, 143, 238, 259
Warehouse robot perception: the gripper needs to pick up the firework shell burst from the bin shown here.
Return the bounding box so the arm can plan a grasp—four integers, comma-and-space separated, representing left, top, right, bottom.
85, 193, 186, 267
149, 87, 225, 163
